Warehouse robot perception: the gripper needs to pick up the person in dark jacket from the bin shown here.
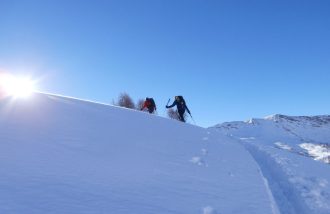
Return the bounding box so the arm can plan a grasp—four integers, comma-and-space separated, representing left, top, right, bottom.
166, 96, 191, 122
141, 97, 156, 114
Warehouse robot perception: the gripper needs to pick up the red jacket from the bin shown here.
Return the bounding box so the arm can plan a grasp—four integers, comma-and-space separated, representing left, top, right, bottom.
141, 100, 156, 111
141, 100, 151, 110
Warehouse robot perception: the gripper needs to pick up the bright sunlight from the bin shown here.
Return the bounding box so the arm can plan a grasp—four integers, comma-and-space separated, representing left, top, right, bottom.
0, 74, 36, 98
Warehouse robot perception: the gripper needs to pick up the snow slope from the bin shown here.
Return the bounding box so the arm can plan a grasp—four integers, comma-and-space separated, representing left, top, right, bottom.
0, 93, 278, 214
213, 115, 330, 214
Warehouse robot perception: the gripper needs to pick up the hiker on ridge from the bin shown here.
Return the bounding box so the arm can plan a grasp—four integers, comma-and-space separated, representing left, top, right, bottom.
141, 97, 156, 114
166, 96, 191, 122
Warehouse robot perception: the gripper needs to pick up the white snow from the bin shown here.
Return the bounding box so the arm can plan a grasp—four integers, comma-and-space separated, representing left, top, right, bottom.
202, 206, 217, 214
213, 114, 330, 214
2, 94, 329, 214
190, 156, 206, 166
0, 93, 278, 214
274, 142, 292, 151
300, 143, 330, 163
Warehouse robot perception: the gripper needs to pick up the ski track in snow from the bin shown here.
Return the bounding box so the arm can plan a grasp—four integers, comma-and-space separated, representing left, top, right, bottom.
213, 114, 330, 214
240, 140, 330, 214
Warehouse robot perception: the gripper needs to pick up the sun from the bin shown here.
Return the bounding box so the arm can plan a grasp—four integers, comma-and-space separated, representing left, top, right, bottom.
0, 74, 36, 98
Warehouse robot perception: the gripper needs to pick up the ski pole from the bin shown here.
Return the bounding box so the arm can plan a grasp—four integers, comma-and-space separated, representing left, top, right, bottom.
166, 99, 170, 106
164, 99, 171, 115
190, 114, 196, 125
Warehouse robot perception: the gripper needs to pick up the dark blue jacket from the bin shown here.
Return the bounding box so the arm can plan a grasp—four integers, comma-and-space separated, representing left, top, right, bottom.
167, 99, 191, 114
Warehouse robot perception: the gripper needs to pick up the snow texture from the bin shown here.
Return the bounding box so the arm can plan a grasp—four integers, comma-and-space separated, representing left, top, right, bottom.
213, 114, 330, 214
0, 93, 277, 214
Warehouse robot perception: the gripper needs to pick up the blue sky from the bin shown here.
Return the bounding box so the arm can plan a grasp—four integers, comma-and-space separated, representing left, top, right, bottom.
1, 0, 329, 127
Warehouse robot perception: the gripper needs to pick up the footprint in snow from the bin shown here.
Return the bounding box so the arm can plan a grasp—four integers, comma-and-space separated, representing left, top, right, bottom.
201, 149, 208, 156
239, 137, 255, 141
190, 156, 206, 166
202, 206, 218, 214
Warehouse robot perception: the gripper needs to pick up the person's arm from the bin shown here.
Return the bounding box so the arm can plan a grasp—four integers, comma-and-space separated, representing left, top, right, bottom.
166, 100, 176, 108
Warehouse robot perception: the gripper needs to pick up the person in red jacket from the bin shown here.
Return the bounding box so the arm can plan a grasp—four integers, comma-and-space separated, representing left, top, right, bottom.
141, 97, 156, 114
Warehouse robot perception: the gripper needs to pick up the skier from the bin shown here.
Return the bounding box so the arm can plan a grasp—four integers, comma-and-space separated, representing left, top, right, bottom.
166, 96, 191, 122
141, 97, 157, 114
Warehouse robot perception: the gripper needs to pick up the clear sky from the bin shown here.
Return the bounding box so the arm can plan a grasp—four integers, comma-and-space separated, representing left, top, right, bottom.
1, 0, 329, 127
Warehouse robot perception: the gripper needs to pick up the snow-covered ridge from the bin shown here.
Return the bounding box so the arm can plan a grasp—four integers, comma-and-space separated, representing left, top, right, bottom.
213, 114, 330, 164
265, 114, 330, 126
218, 114, 330, 128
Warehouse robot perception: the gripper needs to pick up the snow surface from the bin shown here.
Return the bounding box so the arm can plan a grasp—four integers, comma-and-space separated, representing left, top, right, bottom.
213, 114, 330, 214
0, 93, 278, 214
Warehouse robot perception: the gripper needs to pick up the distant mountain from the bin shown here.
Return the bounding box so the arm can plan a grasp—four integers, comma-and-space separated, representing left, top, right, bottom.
213, 114, 330, 164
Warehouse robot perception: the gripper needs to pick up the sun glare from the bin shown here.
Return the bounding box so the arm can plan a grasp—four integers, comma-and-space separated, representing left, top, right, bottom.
0, 74, 36, 98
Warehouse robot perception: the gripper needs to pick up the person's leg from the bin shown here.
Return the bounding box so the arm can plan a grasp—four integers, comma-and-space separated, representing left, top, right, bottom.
178, 110, 185, 122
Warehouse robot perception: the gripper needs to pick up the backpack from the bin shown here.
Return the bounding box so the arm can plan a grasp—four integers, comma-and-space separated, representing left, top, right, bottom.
176, 96, 186, 109
149, 98, 156, 108
146, 98, 155, 109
